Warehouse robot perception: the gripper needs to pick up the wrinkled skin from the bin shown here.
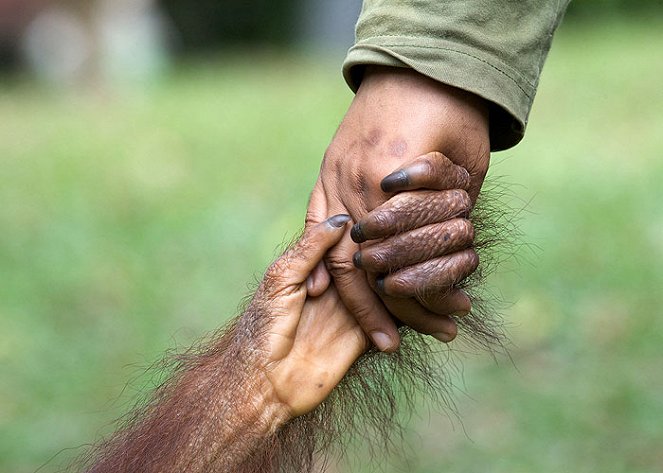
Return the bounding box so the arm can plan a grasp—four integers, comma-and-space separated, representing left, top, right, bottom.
306, 66, 490, 351
259, 216, 369, 418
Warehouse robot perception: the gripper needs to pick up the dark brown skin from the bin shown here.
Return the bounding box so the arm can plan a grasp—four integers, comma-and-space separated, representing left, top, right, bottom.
306, 66, 490, 351
346, 151, 479, 342
78, 173, 485, 473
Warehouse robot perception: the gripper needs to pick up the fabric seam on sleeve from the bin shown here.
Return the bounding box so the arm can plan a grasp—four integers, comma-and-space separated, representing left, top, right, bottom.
369, 41, 535, 99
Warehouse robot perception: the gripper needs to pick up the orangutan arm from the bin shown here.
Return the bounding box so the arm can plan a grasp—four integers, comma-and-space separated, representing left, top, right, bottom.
81, 154, 486, 473
82, 215, 368, 473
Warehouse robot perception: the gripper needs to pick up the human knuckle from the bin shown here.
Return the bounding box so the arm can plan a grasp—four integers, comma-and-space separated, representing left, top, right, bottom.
304, 210, 320, 228
350, 303, 379, 324
325, 255, 355, 278
322, 146, 339, 164
420, 158, 438, 180
426, 151, 446, 165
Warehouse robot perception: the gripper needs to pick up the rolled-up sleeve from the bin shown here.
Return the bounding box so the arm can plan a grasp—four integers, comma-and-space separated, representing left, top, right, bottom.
343, 0, 570, 150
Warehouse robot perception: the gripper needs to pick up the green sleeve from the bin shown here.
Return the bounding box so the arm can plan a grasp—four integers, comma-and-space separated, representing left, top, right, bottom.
343, 0, 570, 151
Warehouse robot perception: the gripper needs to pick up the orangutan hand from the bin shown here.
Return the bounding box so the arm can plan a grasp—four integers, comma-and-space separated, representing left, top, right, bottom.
255, 215, 368, 419
350, 152, 480, 343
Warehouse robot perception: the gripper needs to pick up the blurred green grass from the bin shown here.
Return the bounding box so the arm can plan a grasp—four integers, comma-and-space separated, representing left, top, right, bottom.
1, 18, 662, 473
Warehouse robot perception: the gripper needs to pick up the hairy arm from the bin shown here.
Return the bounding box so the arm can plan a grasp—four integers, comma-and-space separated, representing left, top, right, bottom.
80, 163, 496, 473
82, 215, 367, 473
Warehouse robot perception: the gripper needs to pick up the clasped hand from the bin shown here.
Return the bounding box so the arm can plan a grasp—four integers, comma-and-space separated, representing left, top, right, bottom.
253, 151, 478, 422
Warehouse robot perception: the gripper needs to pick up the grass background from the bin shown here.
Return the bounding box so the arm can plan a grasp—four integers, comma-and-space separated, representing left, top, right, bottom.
1, 18, 662, 473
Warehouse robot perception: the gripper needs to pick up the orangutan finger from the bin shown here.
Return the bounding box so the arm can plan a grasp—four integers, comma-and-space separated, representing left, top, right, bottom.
306, 259, 331, 297
380, 295, 458, 343
377, 249, 479, 298
267, 214, 350, 288
351, 189, 471, 243
416, 288, 472, 318
353, 218, 474, 273
380, 151, 471, 193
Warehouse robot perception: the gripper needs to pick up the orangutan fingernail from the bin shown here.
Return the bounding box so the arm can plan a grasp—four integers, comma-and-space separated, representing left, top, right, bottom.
350, 224, 366, 243
352, 251, 362, 268
431, 332, 455, 343
327, 214, 351, 228
371, 331, 394, 352
380, 170, 409, 193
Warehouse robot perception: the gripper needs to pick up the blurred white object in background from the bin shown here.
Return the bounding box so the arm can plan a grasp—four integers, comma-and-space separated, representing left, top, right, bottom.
21, 5, 91, 85
20, 0, 172, 87
95, 0, 171, 85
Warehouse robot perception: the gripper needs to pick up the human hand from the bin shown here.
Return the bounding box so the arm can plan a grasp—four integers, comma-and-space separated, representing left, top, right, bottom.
305, 66, 490, 351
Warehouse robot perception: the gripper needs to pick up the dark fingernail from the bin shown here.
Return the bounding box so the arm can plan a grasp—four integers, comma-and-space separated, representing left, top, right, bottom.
380, 170, 409, 193
350, 223, 366, 243
327, 214, 351, 228
352, 251, 362, 268
375, 275, 385, 293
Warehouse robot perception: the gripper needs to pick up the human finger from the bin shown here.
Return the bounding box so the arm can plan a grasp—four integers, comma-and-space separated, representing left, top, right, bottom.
376, 249, 479, 298
380, 151, 471, 193
325, 233, 401, 352
304, 178, 334, 295
353, 218, 474, 273
266, 214, 350, 289
304, 177, 328, 229
350, 189, 471, 243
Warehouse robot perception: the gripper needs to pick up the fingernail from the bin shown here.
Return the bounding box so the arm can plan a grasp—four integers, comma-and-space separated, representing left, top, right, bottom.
352, 251, 362, 268
375, 275, 385, 293
431, 332, 455, 343
327, 214, 351, 228
350, 223, 366, 243
371, 331, 395, 352
380, 170, 409, 193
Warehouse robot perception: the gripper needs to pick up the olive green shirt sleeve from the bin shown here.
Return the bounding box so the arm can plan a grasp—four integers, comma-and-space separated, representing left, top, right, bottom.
343, 0, 570, 151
